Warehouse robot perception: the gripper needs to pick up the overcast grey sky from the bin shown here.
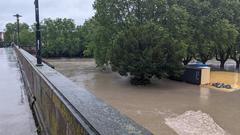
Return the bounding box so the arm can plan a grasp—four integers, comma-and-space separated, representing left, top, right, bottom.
0, 0, 95, 31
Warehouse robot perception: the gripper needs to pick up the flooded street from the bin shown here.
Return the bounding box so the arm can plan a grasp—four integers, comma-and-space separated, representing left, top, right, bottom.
0, 48, 36, 135
47, 58, 240, 135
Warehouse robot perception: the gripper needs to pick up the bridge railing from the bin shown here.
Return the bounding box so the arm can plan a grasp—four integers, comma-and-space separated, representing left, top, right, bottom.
14, 46, 152, 135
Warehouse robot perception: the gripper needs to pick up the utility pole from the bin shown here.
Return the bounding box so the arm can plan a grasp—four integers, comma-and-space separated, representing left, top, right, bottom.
13, 14, 22, 47
34, 0, 43, 66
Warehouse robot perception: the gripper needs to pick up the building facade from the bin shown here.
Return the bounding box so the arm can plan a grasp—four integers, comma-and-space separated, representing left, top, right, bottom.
0, 32, 4, 41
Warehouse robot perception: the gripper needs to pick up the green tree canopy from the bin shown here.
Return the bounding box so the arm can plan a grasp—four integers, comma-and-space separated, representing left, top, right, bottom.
94, 0, 186, 84
41, 18, 85, 57
4, 22, 34, 46
111, 22, 171, 84
93, 0, 240, 84
212, 19, 239, 68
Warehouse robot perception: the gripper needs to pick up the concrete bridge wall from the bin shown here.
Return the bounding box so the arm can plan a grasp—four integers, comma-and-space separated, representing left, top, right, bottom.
14, 46, 152, 135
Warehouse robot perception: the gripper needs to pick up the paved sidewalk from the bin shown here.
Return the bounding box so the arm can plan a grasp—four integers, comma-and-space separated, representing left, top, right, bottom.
0, 48, 36, 135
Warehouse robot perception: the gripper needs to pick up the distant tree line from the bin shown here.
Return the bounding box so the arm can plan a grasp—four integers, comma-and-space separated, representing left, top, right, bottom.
4, 0, 240, 85
4, 18, 94, 58
4, 22, 35, 46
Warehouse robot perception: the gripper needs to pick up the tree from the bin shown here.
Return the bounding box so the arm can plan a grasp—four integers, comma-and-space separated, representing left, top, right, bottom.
93, 0, 124, 66
4, 22, 32, 45
208, 0, 240, 69
93, 0, 167, 66
230, 37, 240, 68
81, 19, 97, 58
41, 18, 85, 57
212, 19, 239, 69
111, 23, 170, 85
227, 0, 240, 68
178, 0, 240, 66
94, 0, 186, 84
179, 0, 215, 64
19, 28, 34, 46
163, 4, 193, 65
4, 23, 16, 43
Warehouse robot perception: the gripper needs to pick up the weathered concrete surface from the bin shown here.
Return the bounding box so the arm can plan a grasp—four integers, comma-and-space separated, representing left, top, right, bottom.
47, 58, 240, 135
0, 48, 36, 135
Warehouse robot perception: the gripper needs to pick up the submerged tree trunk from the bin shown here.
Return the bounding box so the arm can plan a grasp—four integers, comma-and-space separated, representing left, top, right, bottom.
220, 60, 226, 69
202, 60, 208, 64
183, 56, 193, 66
236, 61, 240, 69
216, 53, 229, 70
183, 60, 189, 66
200, 55, 210, 65
230, 53, 240, 69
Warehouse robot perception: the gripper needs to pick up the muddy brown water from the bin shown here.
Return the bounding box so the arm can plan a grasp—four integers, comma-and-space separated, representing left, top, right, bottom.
47, 58, 240, 135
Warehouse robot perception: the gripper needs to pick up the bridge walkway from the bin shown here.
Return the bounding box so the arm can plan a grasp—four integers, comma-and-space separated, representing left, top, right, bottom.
0, 48, 36, 135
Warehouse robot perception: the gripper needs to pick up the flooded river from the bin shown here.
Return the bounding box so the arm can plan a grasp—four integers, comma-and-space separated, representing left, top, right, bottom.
47, 58, 240, 135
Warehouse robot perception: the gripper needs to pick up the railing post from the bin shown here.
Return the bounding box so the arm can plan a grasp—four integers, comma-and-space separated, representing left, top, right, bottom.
13, 14, 22, 48
35, 0, 43, 66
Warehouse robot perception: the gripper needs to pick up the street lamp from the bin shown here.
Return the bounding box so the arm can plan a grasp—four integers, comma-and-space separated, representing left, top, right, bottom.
13, 14, 22, 47
34, 0, 43, 66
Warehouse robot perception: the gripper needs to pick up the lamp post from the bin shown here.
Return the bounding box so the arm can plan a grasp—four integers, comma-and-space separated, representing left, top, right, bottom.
34, 0, 43, 66
13, 14, 22, 47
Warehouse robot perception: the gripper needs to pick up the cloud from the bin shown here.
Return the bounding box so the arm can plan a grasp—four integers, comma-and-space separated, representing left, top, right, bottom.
0, 0, 95, 31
